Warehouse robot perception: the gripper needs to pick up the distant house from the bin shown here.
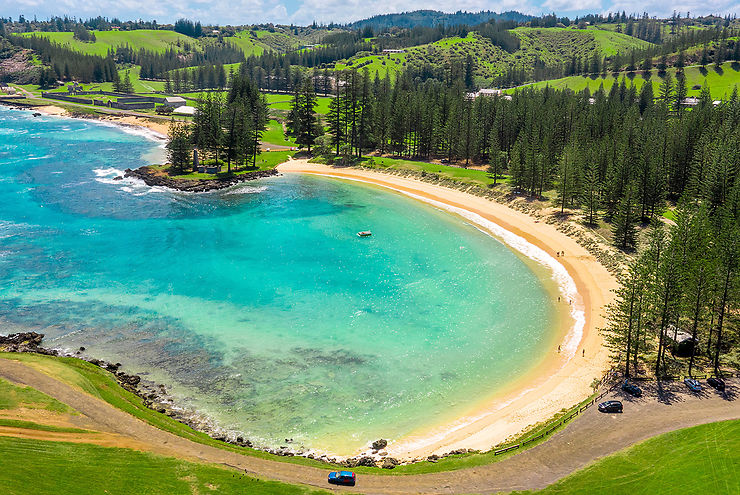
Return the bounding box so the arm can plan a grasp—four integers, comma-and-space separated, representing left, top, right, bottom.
1, 86, 17, 95
172, 105, 196, 116
164, 96, 187, 108
382, 49, 406, 54
681, 97, 700, 106
466, 89, 508, 99
111, 26, 120, 31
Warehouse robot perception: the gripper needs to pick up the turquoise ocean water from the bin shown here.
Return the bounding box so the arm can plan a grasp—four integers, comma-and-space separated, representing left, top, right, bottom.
0, 107, 557, 454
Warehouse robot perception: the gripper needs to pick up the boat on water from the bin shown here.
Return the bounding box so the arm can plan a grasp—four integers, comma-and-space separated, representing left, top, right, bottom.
357, 231, 372, 237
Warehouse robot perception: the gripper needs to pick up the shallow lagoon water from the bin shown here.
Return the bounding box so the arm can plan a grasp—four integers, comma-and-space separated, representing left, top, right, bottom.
0, 107, 557, 454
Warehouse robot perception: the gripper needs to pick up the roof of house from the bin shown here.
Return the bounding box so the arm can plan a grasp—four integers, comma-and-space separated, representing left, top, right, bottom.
172, 106, 196, 115
165, 96, 186, 103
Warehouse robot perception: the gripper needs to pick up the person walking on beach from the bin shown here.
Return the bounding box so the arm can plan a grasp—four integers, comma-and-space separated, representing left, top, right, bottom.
558, 345, 561, 353
582, 349, 585, 357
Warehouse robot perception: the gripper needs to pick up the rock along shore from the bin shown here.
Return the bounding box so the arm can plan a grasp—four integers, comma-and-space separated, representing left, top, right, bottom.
124, 166, 279, 193
1, 332, 462, 468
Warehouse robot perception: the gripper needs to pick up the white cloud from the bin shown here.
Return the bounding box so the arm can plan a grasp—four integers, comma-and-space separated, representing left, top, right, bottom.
4, 0, 739, 25
543, 0, 602, 12
602, 0, 739, 17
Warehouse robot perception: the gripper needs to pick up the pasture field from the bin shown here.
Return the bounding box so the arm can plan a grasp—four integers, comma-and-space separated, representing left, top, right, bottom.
515, 62, 740, 99
17, 30, 192, 55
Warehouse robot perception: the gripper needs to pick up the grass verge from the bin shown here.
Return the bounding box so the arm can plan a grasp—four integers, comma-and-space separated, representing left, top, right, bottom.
0, 436, 327, 495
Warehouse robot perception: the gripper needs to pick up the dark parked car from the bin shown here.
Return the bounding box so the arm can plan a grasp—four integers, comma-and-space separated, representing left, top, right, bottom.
707, 377, 725, 391
621, 380, 642, 397
684, 378, 702, 392
328, 471, 356, 486
598, 400, 623, 413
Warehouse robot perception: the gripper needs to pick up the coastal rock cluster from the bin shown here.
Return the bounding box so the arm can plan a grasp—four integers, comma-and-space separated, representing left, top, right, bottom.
0, 332, 57, 355
124, 167, 278, 193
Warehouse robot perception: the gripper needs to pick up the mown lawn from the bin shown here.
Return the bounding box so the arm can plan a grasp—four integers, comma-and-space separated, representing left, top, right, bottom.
263, 119, 295, 146
357, 156, 499, 188
267, 95, 332, 115
0, 436, 326, 495
523, 419, 740, 494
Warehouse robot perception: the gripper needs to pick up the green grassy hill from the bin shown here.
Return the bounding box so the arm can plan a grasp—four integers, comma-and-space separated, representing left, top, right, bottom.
345, 26, 653, 82
514, 61, 740, 100
18, 30, 192, 55
227, 31, 268, 56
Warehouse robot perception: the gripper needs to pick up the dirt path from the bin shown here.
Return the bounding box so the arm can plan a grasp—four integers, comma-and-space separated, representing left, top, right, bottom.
0, 358, 738, 494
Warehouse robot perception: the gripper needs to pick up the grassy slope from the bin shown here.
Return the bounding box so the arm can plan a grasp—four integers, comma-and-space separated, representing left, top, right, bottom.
227, 31, 267, 56
0, 376, 72, 413
0, 436, 326, 495
368, 27, 651, 82
17, 30, 191, 56
516, 61, 740, 99
525, 419, 740, 494
0, 352, 333, 470
335, 53, 406, 79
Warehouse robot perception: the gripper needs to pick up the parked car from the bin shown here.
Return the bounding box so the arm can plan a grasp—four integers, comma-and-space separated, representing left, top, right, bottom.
707, 377, 725, 391
684, 378, 702, 392
621, 380, 642, 397
328, 471, 356, 486
598, 400, 623, 413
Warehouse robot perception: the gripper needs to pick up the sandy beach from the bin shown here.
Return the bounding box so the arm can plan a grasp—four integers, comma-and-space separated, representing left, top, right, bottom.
31, 104, 171, 137
278, 159, 618, 460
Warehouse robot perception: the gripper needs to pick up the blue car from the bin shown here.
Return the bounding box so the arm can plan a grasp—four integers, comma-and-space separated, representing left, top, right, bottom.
684, 378, 702, 392
621, 380, 642, 397
328, 471, 356, 486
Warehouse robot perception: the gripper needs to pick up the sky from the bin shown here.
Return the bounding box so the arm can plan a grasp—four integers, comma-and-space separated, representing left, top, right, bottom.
4, 0, 739, 27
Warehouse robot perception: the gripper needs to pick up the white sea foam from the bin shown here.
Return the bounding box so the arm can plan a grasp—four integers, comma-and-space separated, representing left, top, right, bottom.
92, 167, 166, 196
222, 184, 268, 195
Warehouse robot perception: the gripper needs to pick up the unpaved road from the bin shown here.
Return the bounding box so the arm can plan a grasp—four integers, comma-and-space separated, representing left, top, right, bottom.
0, 357, 738, 494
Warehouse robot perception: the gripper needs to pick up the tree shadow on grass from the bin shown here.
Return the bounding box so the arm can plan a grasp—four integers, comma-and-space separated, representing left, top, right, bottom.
731, 61, 740, 72
713, 65, 724, 77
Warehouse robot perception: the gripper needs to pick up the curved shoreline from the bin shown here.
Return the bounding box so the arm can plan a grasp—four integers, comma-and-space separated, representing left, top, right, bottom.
1, 103, 619, 461
278, 160, 618, 460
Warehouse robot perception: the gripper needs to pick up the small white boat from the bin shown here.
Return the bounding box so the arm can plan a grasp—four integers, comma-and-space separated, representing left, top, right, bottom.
357, 231, 372, 237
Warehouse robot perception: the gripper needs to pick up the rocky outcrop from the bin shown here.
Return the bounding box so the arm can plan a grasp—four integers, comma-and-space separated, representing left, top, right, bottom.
371, 438, 388, 451
0, 332, 57, 355
124, 166, 278, 193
